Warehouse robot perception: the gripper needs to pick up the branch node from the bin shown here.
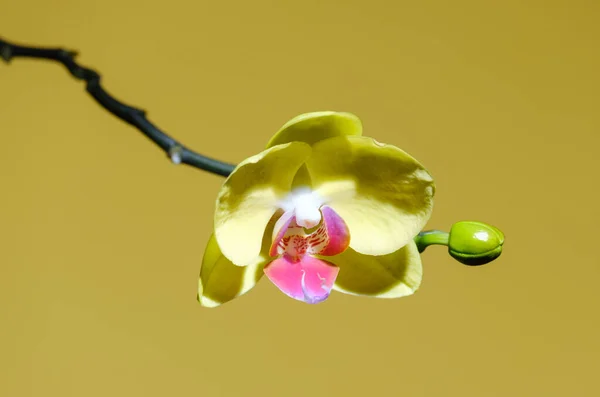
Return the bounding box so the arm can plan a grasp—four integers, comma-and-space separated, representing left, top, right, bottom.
2, 37, 236, 177
59, 49, 78, 59
168, 145, 184, 165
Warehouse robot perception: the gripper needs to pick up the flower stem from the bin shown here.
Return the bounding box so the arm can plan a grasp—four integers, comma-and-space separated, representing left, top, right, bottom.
0, 37, 236, 177
2, 37, 504, 265
414, 230, 449, 253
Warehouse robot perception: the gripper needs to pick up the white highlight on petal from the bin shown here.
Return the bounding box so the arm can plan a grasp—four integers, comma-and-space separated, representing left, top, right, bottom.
280, 187, 324, 229
296, 205, 321, 229
198, 295, 221, 308
316, 272, 328, 292
300, 269, 328, 304
300, 269, 310, 302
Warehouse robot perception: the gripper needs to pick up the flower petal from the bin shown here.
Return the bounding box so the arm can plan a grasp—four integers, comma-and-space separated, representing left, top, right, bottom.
269, 210, 295, 257
306, 136, 435, 256
310, 205, 350, 256
327, 241, 422, 298
214, 142, 312, 266
199, 213, 280, 307
269, 206, 350, 259
263, 255, 339, 304
198, 234, 266, 308
266, 111, 362, 149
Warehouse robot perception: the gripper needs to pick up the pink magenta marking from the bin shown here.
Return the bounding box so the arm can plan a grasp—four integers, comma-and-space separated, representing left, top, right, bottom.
269, 210, 295, 257
315, 205, 350, 256
265, 205, 349, 303
263, 255, 339, 304
270, 206, 350, 259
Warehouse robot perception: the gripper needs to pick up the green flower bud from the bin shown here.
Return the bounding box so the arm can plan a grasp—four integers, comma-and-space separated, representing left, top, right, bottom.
448, 221, 504, 266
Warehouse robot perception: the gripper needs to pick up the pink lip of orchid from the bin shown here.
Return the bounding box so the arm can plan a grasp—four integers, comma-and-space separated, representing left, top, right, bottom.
263, 191, 351, 304
197, 111, 435, 308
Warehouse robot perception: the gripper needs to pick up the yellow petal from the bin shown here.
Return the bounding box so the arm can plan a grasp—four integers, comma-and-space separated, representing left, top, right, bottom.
266, 111, 362, 149
327, 241, 422, 298
305, 136, 435, 256
199, 211, 280, 307
214, 142, 311, 266
198, 234, 266, 307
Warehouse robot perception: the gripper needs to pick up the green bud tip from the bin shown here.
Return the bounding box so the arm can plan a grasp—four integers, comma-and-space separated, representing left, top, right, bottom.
448, 221, 504, 266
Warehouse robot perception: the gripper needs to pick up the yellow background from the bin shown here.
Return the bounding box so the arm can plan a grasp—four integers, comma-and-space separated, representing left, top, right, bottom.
2, 0, 598, 396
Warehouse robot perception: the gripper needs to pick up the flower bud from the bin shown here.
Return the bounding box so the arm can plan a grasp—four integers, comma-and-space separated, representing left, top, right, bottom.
448, 221, 504, 266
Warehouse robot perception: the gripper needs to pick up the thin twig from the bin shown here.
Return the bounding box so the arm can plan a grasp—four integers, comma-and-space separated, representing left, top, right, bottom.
0, 37, 466, 247
0, 37, 235, 177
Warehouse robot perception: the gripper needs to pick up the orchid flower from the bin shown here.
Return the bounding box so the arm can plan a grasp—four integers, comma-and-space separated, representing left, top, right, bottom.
198, 111, 435, 307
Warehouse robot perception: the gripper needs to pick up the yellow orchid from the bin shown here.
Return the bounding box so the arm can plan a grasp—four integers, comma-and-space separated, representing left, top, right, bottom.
198, 111, 435, 307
